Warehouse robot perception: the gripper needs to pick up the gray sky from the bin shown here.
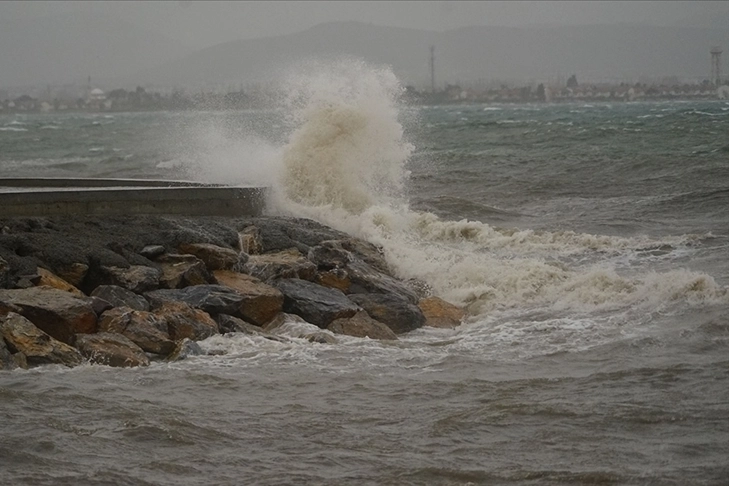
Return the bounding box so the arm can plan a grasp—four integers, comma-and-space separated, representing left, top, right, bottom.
2, 1, 727, 48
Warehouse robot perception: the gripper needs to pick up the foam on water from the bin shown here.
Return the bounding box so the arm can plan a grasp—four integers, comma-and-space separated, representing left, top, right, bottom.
173, 60, 726, 337
257, 61, 728, 321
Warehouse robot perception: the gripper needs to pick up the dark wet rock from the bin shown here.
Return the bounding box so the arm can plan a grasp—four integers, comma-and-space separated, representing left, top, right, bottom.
348, 293, 425, 335
54, 262, 89, 288
244, 249, 317, 282
326, 239, 391, 276
98, 306, 174, 355
308, 241, 415, 302
155, 301, 219, 342
418, 296, 465, 329
345, 259, 419, 304
145, 285, 245, 317
91, 285, 150, 312
140, 245, 166, 259
0, 256, 10, 288
0, 312, 83, 367
74, 332, 150, 368
307, 243, 353, 269
328, 311, 398, 340
156, 254, 215, 289
275, 278, 359, 328
100, 265, 161, 293
36, 267, 84, 296
0, 337, 19, 370
166, 338, 204, 362
244, 217, 351, 255
178, 243, 241, 271
212, 270, 283, 325
238, 226, 263, 255
84, 296, 114, 316
0, 286, 97, 344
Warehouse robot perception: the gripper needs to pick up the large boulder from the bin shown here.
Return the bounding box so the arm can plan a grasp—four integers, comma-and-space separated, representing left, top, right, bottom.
213, 270, 283, 325
98, 307, 174, 355
0, 312, 83, 367
145, 285, 245, 317
243, 249, 317, 282
307, 241, 414, 302
91, 285, 150, 311
328, 311, 398, 340
418, 297, 465, 329
156, 254, 215, 289
178, 243, 242, 271
244, 217, 350, 254
74, 332, 150, 368
348, 293, 425, 335
275, 278, 359, 328
155, 301, 219, 342
0, 286, 97, 344
100, 265, 161, 293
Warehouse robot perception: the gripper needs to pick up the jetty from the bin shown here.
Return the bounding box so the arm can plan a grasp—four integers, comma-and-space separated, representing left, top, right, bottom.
0, 178, 267, 217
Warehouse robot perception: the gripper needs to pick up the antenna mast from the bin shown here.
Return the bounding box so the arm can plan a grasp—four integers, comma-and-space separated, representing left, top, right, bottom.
430, 45, 436, 92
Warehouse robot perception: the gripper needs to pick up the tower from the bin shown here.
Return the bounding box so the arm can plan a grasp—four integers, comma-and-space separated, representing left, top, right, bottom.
430, 45, 436, 93
711, 46, 722, 86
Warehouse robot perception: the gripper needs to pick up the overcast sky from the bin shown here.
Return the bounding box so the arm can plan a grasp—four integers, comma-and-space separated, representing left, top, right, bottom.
2, 1, 727, 49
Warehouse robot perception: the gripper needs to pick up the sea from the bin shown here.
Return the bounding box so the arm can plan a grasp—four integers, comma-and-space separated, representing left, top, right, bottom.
1, 62, 728, 485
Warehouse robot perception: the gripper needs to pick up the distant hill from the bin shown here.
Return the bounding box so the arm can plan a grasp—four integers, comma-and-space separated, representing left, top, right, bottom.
0, 12, 192, 87
132, 21, 729, 88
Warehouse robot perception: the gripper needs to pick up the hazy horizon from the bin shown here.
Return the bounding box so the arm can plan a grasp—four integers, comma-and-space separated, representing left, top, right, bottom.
0, 1, 727, 90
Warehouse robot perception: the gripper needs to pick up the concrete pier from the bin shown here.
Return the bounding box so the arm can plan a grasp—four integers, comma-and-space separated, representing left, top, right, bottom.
0, 178, 267, 217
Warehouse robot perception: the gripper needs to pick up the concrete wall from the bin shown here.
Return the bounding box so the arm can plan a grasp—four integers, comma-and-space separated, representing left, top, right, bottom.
0, 182, 268, 217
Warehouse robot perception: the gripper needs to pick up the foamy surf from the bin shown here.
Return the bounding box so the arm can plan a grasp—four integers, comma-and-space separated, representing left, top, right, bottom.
256, 61, 728, 320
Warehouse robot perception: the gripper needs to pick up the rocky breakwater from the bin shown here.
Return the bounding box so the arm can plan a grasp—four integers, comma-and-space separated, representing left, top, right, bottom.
0, 215, 465, 370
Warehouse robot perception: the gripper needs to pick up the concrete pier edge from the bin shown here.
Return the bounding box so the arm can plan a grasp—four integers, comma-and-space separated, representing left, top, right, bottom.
0, 178, 268, 217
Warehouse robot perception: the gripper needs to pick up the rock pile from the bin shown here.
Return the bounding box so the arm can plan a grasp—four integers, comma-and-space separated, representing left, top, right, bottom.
0, 215, 465, 370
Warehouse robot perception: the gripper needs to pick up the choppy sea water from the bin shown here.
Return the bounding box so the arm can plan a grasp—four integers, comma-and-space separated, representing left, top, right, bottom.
1, 64, 728, 484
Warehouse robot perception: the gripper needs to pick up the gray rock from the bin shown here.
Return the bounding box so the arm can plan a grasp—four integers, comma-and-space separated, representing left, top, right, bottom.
91, 285, 150, 311
140, 245, 166, 259
244, 217, 351, 254
101, 265, 161, 293
145, 285, 245, 317
345, 259, 419, 304
348, 293, 425, 335
0, 337, 19, 370
74, 332, 150, 368
275, 278, 359, 328
302, 332, 338, 344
